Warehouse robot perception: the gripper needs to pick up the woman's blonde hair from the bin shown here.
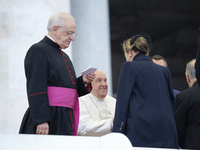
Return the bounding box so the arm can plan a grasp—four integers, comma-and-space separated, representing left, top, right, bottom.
123, 36, 150, 55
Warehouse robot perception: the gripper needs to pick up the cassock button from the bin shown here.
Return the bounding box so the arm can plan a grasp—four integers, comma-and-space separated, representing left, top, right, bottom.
71, 76, 73, 79
67, 65, 69, 68
69, 71, 71, 73
73, 82, 75, 85
64, 60, 67, 62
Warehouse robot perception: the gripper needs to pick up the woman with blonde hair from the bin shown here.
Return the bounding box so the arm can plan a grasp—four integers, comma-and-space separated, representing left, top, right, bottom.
113, 33, 179, 149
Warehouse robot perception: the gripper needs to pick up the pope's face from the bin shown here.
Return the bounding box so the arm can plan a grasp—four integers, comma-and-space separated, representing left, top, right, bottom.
91, 70, 108, 99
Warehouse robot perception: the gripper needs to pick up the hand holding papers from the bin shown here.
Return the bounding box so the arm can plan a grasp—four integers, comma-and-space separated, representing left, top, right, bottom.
82, 66, 97, 84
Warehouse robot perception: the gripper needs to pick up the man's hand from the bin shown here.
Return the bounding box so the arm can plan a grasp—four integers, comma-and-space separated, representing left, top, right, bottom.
36, 122, 49, 135
83, 73, 95, 84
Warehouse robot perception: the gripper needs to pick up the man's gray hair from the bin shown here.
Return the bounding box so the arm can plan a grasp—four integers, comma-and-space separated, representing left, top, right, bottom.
186, 59, 196, 79
47, 12, 75, 32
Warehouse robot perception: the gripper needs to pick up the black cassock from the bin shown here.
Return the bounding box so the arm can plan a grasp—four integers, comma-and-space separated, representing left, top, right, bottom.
19, 36, 89, 135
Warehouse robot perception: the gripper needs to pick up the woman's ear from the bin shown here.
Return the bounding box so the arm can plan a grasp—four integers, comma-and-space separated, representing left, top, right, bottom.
129, 50, 133, 58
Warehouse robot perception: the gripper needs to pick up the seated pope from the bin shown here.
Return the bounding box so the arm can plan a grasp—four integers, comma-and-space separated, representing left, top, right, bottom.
78, 70, 116, 136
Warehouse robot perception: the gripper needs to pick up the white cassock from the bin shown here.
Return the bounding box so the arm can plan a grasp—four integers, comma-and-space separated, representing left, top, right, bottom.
78, 93, 116, 136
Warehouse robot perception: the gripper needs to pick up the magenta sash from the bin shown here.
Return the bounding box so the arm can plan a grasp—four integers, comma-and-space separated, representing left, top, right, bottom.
47, 86, 79, 135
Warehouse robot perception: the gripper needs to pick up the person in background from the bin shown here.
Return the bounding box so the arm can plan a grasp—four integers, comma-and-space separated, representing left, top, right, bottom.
78, 70, 116, 136
152, 55, 180, 102
175, 59, 200, 149
112, 33, 178, 149
152, 55, 167, 67
19, 12, 95, 136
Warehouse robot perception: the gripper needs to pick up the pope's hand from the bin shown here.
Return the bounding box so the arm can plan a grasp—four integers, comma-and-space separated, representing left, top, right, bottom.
83, 73, 95, 84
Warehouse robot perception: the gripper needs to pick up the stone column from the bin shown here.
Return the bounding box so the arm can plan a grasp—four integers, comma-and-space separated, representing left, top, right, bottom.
0, 0, 72, 133
71, 0, 113, 96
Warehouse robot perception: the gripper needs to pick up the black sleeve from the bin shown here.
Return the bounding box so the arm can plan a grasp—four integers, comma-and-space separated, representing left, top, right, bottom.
195, 27, 200, 86
77, 75, 90, 97
175, 94, 187, 148
25, 45, 51, 127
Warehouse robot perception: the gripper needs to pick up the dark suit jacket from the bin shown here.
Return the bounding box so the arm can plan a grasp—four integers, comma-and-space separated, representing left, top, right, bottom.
195, 27, 200, 86
173, 89, 180, 104
175, 81, 200, 149
113, 53, 178, 149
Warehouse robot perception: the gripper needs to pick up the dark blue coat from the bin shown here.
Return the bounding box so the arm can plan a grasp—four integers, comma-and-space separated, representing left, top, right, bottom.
113, 54, 179, 149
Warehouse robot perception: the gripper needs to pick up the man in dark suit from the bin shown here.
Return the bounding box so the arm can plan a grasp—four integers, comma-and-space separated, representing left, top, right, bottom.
195, 27, 200, 86
152, 55, 180, 102
175, 59, 200, 149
